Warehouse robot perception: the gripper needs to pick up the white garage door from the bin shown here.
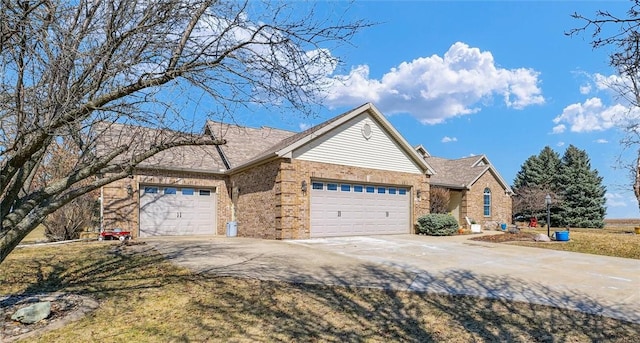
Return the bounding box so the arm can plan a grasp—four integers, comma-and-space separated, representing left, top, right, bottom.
310, 181, 410, 237
139, 185, 216, 237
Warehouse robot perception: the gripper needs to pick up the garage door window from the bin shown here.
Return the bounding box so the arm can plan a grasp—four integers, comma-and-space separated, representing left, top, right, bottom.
164, 187, 177, 195
388, 187, 397, 194
312, 182, 323, 190
144, 187, 158, 194
398, 188, 407, 195
366, 186, 375, 193
353, 185, 363, 192
377, 187, 386, 194
327, 183, 338, 191
182, 188, 194, 195
341, 184, 351, 192
199, 190, 211, 196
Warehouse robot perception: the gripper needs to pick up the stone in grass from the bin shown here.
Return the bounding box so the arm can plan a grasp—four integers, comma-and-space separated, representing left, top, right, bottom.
534, 233, 551, 242
11, 301, 51, 324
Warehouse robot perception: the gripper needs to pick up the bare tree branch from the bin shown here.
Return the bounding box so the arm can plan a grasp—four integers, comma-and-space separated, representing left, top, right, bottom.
0, 0, 372, 263
569, 1, 640, 212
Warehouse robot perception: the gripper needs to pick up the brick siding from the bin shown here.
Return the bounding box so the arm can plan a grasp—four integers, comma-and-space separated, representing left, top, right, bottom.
103, 159, 431, 240
460, 170, 512, 229
230, 158, 430, 240
229, 160, 281, 239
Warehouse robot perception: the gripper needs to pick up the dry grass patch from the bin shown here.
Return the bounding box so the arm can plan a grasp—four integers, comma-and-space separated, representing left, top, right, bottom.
472, 226, 640, 260
18, 225, 47, 245
2, 242, 639, 342
513, 229, 640, 259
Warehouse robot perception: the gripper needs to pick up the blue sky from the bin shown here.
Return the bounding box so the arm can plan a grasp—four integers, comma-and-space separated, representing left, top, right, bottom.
239, 1, 639, 218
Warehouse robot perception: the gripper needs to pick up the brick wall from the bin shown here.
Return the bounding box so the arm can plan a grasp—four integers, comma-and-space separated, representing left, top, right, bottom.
461, 170, 512, 229
229, 158, 430, 240
103, 159, 432, 240
101, 178, 138, 233
101, 169, 229, 237
229, 160, 280, 239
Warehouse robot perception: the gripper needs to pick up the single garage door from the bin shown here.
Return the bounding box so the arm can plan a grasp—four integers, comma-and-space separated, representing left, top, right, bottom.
310, 181, 410, 237
139, 185, 216, 237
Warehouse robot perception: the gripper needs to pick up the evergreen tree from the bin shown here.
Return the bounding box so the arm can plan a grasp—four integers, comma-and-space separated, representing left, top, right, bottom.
513, 155, 542, 189
513, 146, 560, 190
537, 146, 561, 190
556, 145, 606, 228
512, 146, 562, 224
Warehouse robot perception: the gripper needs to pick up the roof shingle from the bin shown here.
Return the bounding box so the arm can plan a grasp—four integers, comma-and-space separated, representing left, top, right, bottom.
205, 121, 295, 168
425, 155, 490, 189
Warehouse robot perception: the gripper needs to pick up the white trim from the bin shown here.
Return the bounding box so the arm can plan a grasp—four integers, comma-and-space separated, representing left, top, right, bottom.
466, 156, 514, 195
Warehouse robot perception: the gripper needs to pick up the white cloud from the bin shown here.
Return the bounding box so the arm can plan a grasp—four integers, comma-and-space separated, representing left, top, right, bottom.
595, 138, 609, 144
556, 141, 565, 147
593, 73, 625, 92
557, 72, 640, 133
606, 192, 628, 208
299, 123, 312, 131
441, 136, 458, 143
552, 124, 566, 134
323, 42, 544, 124
579, 84, 591, 95
553, 97, 631, 133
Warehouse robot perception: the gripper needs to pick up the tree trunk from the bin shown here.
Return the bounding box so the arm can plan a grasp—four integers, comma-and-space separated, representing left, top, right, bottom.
635, 152, 640, 212
0, 220, 38, 263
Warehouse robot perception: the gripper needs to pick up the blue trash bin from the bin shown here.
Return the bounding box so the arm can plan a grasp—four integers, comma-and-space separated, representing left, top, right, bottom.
555, 231, 569, 241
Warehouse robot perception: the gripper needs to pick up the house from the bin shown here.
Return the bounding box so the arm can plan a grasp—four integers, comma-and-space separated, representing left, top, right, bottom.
415, 145, 514, 229
100, 103, 434, 239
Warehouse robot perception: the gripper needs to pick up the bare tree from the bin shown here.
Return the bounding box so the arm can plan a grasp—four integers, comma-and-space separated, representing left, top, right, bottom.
43, 192, 98, 241
429, 186, 450, 214
512, 185, 560, 225
0, 0, 370, 263
513, 186, 548, 221
568, 2, 640, 212
38, 138, 99, 241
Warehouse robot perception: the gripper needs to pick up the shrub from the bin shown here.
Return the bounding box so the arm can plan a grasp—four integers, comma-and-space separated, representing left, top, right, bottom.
416, 214, 459, 236
43, 194, 99, 241
430, 186, 450, 214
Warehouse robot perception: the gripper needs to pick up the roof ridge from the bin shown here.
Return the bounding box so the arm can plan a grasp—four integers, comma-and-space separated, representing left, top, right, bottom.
205, 119, 296, 134
426, 154, 486, 162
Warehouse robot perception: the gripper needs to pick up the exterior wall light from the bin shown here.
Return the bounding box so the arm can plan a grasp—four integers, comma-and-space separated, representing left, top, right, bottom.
126, 184, 134, 197
416, 190, 422, 200
301, 180, 307, 193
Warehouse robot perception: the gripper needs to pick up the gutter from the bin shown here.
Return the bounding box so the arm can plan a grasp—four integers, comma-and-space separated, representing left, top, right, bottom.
135, 165, 226, 175
430, 182, 469, 190
215, 145, 232, 170
225, 152, 280, 175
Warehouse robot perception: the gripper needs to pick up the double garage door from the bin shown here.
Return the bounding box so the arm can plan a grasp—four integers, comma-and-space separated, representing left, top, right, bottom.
310, 181, 411, 237
139, 185, 216, 237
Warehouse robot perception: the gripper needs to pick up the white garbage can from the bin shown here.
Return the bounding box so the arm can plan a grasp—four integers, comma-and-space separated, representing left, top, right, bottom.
226, 221, 237, 237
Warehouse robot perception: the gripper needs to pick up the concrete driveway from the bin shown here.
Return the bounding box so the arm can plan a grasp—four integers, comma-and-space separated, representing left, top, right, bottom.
142, 233, 640, 323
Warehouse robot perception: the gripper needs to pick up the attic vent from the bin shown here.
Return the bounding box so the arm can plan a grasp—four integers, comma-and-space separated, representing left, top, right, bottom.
362, 122, 372, 140
477, 161, 485, 166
